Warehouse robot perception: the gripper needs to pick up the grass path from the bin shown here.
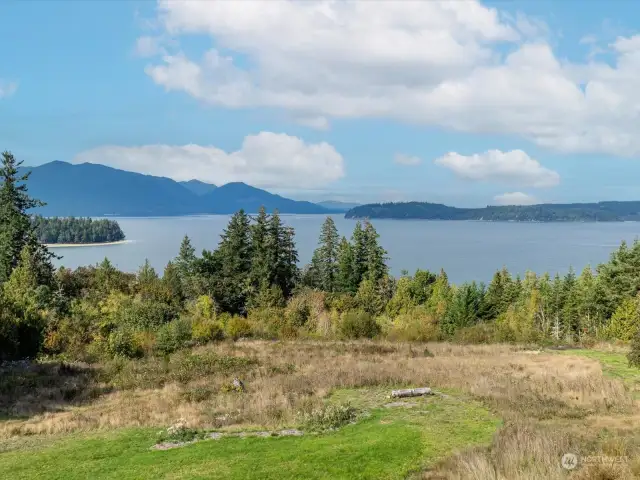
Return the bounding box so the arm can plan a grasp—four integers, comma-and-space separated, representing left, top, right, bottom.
0, 390, 499, 480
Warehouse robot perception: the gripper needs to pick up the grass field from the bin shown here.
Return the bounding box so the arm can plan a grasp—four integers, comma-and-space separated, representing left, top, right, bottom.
1, 341, 640, 479
0, 389, 499, 480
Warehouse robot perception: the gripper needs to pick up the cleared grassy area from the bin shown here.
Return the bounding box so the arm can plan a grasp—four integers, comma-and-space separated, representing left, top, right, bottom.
556, 348, 640, 397
0, 390, 499, 480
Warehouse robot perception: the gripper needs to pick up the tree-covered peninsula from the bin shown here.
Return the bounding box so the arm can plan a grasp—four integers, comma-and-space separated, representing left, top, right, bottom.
345, 201, 640, 222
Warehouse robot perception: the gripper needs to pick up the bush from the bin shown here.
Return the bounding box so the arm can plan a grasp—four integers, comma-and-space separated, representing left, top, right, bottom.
298, 403, 357, 432
107, 328, 143, 359
191, 317, 224, 344
386, 308, 439, 342
285, 296, 311, 328
246, 307, 287, 339
628, 331, 640, 367
453, 322, 497, 344
155, 319, 192, 356
338, 311, 380, 339
224, 316, 252, 340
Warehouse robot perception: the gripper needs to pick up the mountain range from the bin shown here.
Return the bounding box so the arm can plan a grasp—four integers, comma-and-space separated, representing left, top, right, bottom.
21, 161, 335, 217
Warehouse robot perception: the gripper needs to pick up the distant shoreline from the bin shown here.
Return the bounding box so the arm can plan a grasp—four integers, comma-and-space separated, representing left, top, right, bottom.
44, 240, 131, 248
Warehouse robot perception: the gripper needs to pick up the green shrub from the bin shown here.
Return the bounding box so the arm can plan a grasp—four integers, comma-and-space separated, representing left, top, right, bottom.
628, 331, 640, 367
191, 317, 224, 344
155, 319, 192, 356
156, 419, 201, 444
247, 307, 287, 339
107, 328, 143, 359
298, 403, 358, 432
285, 296, 311, 328
338, 311, 380, 339
386, 308, 439, 342
224, 316, 253, 340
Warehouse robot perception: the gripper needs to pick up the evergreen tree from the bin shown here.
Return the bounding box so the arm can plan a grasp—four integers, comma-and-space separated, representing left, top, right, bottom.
561, 268, 580, 341
363, 221, 388, 283
350, 221, 368, 289
485, 267, 512, 319
212, 210, 252, 314
248, 206, 272, 296
577, 266, 600, 337
310, 217, 340, 292
0, 151, 54, 285
175, 235, 198, 298
268, 211, 298, 298
336, 236, 354, 293
162, 261, 184, 307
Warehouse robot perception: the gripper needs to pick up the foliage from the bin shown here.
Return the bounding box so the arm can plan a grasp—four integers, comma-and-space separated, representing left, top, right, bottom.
338, 311, 380, 339
31, 216, 125, 244
298, 403, 358, 432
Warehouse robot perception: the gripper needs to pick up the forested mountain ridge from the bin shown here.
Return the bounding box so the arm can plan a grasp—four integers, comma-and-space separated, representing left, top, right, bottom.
19, 161, 332, 216
345, 201, 640, 222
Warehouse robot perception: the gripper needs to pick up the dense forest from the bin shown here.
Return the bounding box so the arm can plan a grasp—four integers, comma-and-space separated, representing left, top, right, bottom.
31, 216, 125, 244
345, 201, 640, 222
3, 150, 640, 366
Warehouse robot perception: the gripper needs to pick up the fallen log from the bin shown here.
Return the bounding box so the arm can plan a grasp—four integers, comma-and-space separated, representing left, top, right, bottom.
390, 387, 433, 398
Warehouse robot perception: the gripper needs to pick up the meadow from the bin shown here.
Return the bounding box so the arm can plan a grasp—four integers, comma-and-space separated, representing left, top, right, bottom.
1, 341, 639, 479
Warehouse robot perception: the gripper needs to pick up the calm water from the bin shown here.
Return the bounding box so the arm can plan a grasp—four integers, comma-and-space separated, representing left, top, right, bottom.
51, 215, 640, 284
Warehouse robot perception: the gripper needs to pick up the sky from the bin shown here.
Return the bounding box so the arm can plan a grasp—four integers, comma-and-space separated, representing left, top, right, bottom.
3, 0, 640, 206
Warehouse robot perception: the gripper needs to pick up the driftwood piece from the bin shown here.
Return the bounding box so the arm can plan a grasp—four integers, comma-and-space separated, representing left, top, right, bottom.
390, 387, 433, 398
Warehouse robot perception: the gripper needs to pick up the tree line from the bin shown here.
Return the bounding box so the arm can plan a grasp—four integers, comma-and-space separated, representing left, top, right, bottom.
345, 201, 640, 222
32, 216, 125, 244
2, 150, 640, 366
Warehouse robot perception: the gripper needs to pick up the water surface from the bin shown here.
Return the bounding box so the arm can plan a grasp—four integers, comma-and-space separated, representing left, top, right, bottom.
51, 215, 640, 284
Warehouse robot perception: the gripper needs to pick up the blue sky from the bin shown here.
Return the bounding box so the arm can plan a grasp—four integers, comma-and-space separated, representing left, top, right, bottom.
3, 0, 640, 206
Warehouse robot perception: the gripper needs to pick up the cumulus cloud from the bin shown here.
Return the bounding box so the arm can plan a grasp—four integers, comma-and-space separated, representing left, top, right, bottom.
493, 192, 538, 206
73, 132, 345, 189
0, 80, 17, 98
394, 153, 422, 166
137, 0, 640, 157
434, 149, 560, 188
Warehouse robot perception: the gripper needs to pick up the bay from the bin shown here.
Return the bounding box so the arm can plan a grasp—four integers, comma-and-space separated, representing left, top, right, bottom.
51, 215, 640, 284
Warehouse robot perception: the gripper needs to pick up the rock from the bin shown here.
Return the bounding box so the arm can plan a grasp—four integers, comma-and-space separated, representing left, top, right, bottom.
254, 431, 272, 437
232, 378, 246, 392
207, 432, 223, 440
390, 387, 433, 398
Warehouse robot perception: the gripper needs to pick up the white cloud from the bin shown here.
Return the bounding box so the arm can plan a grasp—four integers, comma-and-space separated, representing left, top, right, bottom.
394, 153, 422, 166
434, 149, 560, 187
493, 192, 538, 206
295, 115, 330, 130
138, 0, 640, 158
73, 132, 345, 189
135, 36, 165, 57
0, 80, 17, 98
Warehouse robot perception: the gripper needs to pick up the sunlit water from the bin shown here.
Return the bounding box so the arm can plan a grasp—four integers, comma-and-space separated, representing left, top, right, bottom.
51, 215, 640, 284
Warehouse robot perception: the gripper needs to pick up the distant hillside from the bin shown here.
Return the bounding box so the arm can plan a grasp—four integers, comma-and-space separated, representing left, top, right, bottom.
345, 201, 640, 222
199, 182, 329, 214
316, 200, 361, 212
23, 161, 202, 216
180, 179, 217, 196
21, 161, 330, 216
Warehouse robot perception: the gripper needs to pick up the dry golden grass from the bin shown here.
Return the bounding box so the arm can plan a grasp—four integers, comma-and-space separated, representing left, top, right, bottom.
1, 341, 639, 478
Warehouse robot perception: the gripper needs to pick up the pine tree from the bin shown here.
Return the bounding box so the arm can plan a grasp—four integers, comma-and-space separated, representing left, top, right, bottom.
175, 235, 198, 299
336, 236, 354, 293
350, 221, 367, 289
268, 211, 298, 298
0, 151, 54, 285
162, 261, 184, 307
213, 210, 252, 314
310, 216, 340, 292
248, 206, 272, 296
363, 221, 388, 283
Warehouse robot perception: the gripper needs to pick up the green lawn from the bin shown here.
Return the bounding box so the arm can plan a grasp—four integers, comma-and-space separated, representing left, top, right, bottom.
0, 390, 500, 480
